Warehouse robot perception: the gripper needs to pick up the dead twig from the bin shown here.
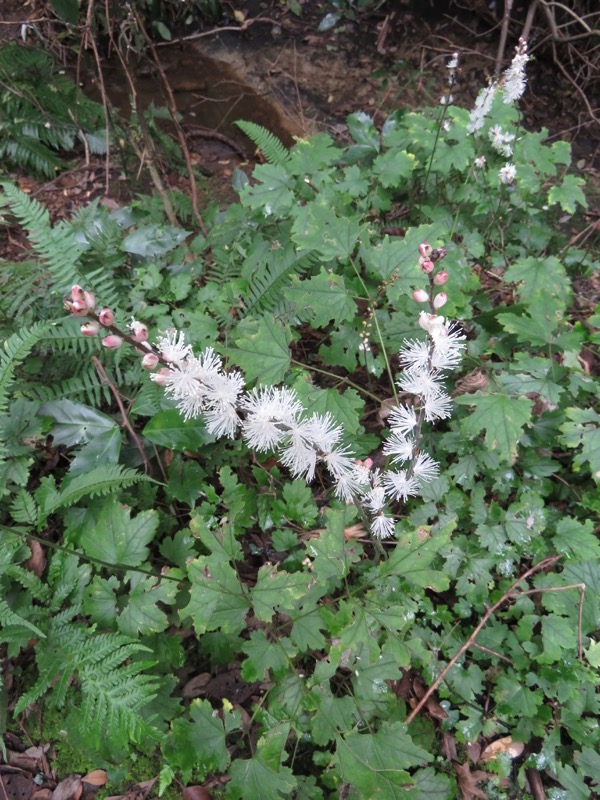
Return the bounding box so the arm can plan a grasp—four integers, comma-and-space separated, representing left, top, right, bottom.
81, 0, 112, 194
405, 555, 561, 725
129, 6, 207, 235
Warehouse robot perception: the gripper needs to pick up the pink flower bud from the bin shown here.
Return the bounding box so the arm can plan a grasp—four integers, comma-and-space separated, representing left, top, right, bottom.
413, 289, 429, 303
363, 458, 373, 469
130, 321, 149, 342
141, 352, 159, 370
420, 259, 435, 274
83, 290, 96, 310
152, 368, 171, 386
80, 321, 100, 336
418, 242, 432, 259
98, 308, 115, 326
102, 335, 123, 349
433, 271, 449, 285
433, 292, 448, 309
70, 300, 89, 316
71, 284, 86, 301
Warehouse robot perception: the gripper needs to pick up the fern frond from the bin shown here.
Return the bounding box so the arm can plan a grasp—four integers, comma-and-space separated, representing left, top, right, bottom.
243, 247, 318, 316
35, 465, 154, 523
235, 120, 289, 166
9, 489, 38, 524
0, 183, 119, 306
0, 599, 46, 639
0, 323, 50, 462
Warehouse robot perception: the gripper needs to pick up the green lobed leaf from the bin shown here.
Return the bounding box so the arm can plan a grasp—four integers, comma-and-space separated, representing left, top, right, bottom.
163, 699, 229, 781
228, 316, 292, 385
80, 502, 159, 567
456, 392, 533, 464
183, 556, 250, 635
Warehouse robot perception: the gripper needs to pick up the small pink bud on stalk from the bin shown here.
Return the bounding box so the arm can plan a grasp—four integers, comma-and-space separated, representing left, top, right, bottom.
83, 291, 96, 310
81, 321, 100, 336
98, 308, 115, 326
70, 300, 90, 316
420, 259, 435, 274
141, 352, 159, 370
152, 368, 171, 386
413, 289, 429, 303
102, 335, 123, 350
418, 242, 432, 258
130, 321, 149, 342
433, 292, 448, 309
71, 285, 86, 302
433, 271, 449, 285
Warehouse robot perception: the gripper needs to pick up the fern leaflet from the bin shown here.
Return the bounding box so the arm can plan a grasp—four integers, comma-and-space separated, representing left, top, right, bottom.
235, 120, 289, 166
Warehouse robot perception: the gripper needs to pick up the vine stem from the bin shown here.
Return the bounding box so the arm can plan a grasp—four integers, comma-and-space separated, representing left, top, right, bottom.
405, 554, 561, 725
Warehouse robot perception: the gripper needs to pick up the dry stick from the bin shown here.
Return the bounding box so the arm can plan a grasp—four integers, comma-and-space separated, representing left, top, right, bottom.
521, 0, 539, 46
103, 0, 179, 227
91, 355, 152, 475
130, 6, 207, 235
155, 16, 281, 48
82, 0, 111, 194
405, 555, 561, 726
495, 0, 514, 76
514, 582, 586, 659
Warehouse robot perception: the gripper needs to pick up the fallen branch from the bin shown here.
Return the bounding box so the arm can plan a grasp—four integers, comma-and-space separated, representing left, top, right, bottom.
406, 555, 562, 725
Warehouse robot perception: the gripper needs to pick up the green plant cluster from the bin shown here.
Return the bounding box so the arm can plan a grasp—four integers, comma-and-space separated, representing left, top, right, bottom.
1, 76, 599, 800
0, 43, 107, 178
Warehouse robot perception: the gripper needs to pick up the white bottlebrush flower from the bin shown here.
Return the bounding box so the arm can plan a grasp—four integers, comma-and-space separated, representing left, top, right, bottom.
499, 163, 517, 184
279, 419, 319, 481
467, 83, 497, 134
430, 325, 466, 372
447, 52, 459, 73
382, 431, 414, 463
488, 125, 515, 157
156, 330, 192, 364
383, 470, 420, 502
399, 339, 431, 373
502, 38, 529, 104
186, 347, 224, 383
399, 369, 445, 401
306, 412, 344, 453
371, 513, 395, 539
388, 404, 418, 436
205, 403, 241, 439
323, 446, 356, 481
412, 452, 440, 482
241, 386, 302, 450
422, 390, 453, 421
474, 155, 487, 169
364, 485, 386, 513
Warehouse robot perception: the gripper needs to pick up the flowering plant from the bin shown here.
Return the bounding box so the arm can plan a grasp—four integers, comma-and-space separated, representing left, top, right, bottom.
1, 34, 598, 800
65, 240, 466, 541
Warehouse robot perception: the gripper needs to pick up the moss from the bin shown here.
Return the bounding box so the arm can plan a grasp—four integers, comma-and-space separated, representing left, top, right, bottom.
21, 703, 180, 800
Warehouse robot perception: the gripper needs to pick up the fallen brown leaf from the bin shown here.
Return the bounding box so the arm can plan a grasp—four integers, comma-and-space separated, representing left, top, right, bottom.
80, 771, 107, 787
52, 775, 82, 800
182, 787, 212, 800
455, 762, 492, 800
182, 673, 211, 699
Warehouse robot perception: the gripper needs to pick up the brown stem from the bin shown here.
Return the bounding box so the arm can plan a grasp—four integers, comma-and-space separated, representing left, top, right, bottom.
405, 555, 561, 725
91, 355, 152, 475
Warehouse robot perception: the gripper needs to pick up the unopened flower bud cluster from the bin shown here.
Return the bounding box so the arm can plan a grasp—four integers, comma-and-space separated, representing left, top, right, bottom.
66, 245, 465, 539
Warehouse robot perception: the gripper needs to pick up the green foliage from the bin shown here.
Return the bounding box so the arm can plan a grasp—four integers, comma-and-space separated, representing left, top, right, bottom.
1, 63, 599, 800
0, 43, 107, 177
